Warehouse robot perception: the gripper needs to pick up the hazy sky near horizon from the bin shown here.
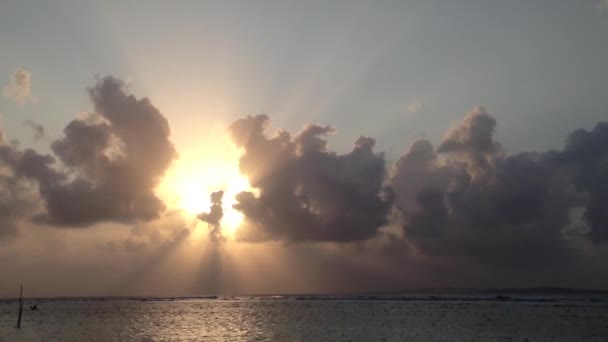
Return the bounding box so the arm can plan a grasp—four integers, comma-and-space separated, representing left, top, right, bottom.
1, 0, 608, 297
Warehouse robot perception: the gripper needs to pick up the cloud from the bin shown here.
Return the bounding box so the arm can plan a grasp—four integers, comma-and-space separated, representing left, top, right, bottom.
1, 73, 608, 290
24, 120, 45, 142
0, 133, 45, 240
437, 106, 502, 180
557, 122, 608, 242
17, 76, 177, 227
229, 115, 394, 243
389, 106, 608, 270
197, 190, 226, 242
407, 100, 422, 113
226, 108, 608, 272
3, 68, 36, 106
105, 212, 192, 253
0, 75, 178, 240
597, 0, 608, 11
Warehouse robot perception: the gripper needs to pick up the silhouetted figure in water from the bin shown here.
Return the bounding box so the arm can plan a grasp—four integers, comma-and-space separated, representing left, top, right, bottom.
30, 304, 37, 311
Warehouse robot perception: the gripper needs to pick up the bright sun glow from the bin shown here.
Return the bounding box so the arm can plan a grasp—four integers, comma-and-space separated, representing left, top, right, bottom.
157, 127, 253, 238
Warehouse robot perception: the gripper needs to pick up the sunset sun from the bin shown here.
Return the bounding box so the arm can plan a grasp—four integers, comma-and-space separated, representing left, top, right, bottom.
157, 130, 252, 238
175, 172, 248, 236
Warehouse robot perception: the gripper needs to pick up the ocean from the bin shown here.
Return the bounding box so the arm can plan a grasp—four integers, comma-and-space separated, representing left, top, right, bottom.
1, 295, 607, 341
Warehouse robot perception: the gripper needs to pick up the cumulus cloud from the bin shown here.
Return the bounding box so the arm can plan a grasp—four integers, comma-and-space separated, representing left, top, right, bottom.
229, 115, 393, 243
557, 122, 608, 242
389, 106, 608, 270
197, 190, 226, 242
1, 72, 608, 290
3, 68, 36, 106
437, 106, 502, 180
11, 76, 177, 227
0, 133, 45, 240
0, 75, 178, 241
225, 108, 608, 272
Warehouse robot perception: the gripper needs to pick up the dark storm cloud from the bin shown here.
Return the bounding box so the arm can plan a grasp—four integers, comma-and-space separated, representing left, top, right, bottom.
198, 190, 226, 242
229, 114, 393, 242
389, 107, 602, 269
10, 76, 177, 227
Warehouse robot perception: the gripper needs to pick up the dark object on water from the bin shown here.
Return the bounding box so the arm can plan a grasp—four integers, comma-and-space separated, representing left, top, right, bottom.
16, 285, 24, 328
30, 304, 37, 311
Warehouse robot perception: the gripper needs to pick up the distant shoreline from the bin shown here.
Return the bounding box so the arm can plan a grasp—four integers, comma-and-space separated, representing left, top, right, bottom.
2, 287, 608, 302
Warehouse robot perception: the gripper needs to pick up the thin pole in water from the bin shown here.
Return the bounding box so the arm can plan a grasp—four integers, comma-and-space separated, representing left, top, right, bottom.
16, 285, 23, 328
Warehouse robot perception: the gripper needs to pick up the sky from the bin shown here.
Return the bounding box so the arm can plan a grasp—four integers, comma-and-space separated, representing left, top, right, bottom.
0, 0, 608, 297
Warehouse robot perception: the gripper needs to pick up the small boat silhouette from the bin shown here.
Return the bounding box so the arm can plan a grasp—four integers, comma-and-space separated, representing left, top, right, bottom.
29, 304, 37, 311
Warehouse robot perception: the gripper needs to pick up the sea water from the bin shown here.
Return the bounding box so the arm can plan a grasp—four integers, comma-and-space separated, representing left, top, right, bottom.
1, 296, 607, 341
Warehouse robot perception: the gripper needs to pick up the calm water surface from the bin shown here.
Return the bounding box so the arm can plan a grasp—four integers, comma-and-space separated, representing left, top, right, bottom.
1, 298, 607, 341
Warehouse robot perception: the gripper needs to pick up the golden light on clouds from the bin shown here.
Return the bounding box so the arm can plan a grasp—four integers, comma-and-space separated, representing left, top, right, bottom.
157, 126, 253, 238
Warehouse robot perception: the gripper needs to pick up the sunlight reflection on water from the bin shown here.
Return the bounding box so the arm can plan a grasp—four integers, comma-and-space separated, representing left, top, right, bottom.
1, 299, 607, 341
